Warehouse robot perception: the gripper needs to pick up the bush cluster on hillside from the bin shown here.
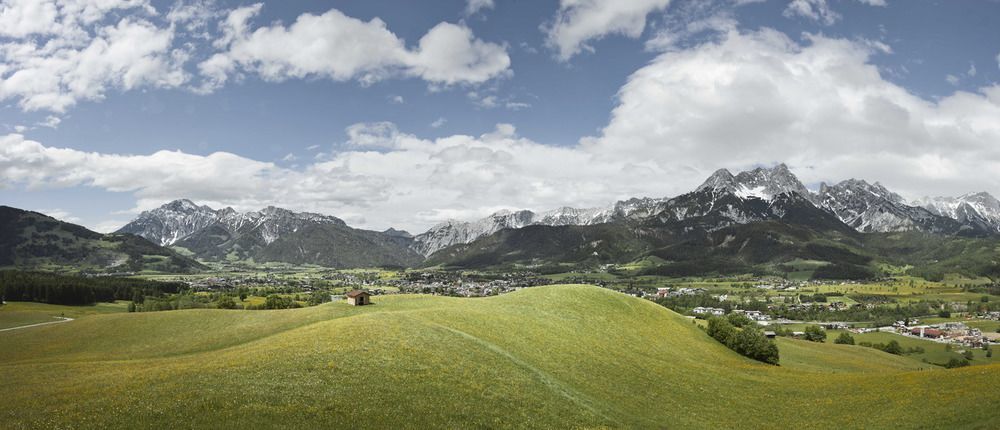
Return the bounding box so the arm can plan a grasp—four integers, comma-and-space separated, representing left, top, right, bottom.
706, 316, 779, 365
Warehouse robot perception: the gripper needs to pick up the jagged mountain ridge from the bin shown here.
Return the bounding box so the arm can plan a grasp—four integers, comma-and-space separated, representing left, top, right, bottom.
115, 164, 999, 268
411, 198, 668, 256
117, 201, 420, 268
916, 192, 1000, 233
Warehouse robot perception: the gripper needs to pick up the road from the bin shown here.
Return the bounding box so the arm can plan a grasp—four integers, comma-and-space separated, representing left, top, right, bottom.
0, 317, 74, 332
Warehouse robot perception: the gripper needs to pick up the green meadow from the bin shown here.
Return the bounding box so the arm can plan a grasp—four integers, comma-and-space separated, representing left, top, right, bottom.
1, 285, 998, 429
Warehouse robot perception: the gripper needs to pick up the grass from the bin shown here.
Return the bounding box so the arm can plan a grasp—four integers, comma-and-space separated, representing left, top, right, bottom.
0, 301, 128, 329
825, 330, 1000, 367
1, 285, 998, 429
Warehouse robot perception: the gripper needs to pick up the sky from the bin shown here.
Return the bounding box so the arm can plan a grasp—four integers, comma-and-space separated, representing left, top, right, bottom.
1, 0, 999, 233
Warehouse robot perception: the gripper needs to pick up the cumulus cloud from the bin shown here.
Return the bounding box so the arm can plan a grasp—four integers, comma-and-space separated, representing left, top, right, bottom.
783, 0, 840, 26
0, 126, 637, 232
197, 5, 510, 92
5, 27, 1000, 232
465, 0, 494, 16
0, 0, 187, 112
857, 0, 887, 6
544, 0, 672, 61
584, 28, 1000, 199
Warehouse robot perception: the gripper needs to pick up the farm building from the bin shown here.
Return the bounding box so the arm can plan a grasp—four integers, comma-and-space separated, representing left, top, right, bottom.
345, 290, 371, 306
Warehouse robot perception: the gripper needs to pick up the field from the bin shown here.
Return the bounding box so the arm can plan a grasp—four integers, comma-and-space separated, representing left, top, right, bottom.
0, 301, 129, 329
1, 285, 998, 429
824, 330, 1000, 367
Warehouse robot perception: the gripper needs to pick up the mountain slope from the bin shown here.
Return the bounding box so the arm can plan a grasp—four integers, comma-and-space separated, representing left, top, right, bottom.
118, 200, 420, 268
411, 198, 668, 257
815, 179, 977, 235
1, 285, 992, 429
0, 206, 204, 273
917, 192, 1000, 233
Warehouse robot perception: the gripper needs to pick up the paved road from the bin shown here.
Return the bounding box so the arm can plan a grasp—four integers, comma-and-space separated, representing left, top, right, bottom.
0, 317, 74, 332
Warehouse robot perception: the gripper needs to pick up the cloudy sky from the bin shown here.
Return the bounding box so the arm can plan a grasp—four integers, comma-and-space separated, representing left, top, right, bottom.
2, 0, 999, 233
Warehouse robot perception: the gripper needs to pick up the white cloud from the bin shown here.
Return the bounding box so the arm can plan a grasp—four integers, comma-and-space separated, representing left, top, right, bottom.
346, 122, 407, 149
36, 115, 61, 129
91, 219, 128, 233
857, 0, 887, 6
967, 62, 977, 77
465, 0, 494, 16
389, 95, 405, 104
5, 27, 1000, 233
946, 74, 960, 86
198, 6, 510, 92
544, 0, 672, 61
430, 117, 447, 128
505, 101, 531, 110
783, 0, 840, 26
34, 208, 82, 224
0, 0, 186, 112
584, 28, 1000, 200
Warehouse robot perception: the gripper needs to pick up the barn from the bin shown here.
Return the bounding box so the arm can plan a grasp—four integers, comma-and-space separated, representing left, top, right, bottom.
345, 290, 371, 306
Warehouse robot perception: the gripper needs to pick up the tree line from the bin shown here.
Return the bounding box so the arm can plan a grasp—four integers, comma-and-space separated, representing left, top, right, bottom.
0, 270, 185, 305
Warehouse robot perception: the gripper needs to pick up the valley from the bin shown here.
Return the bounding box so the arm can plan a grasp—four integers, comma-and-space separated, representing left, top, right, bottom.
3, 164, 1000, 428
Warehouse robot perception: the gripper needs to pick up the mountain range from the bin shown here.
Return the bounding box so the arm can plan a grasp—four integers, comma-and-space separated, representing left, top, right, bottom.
116, 201, 421, 268
6, 163, 998, 276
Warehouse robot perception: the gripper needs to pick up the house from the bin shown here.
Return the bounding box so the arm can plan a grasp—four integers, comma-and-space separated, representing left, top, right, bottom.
764, 331, 777, 339
345, 290, 371, 306
692, 307, 725, 316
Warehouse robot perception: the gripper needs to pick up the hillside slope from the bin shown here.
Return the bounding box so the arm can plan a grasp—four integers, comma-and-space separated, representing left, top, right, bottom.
0, 206, 204, 273
1, 285, 997, 429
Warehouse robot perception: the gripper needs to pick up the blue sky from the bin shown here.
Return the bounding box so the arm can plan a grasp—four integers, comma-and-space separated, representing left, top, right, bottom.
2, 0, 1000, 232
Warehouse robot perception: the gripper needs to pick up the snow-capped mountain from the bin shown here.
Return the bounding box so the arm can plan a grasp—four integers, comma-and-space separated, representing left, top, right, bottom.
118, 200, 346, 247
814, 179, 966, 234
649, 164, 845, 231
117, 199, 224, 246
916, 192, 1000, 233
117, 200, 420, 267
696, 164, 813, 202
411, 198, 670, 256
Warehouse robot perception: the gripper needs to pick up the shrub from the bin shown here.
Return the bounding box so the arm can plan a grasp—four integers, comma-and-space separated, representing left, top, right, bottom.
725, 312, 754, 328
706, 317, 779, 365
945, 358, 970, 369
834, 332, 855, 345
803, 325, 826, 343
882, 340, 903, 355
216, 296, 238, 310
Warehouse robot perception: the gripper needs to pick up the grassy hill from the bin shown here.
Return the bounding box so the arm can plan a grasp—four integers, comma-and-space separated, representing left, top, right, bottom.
1, 285, 997, 429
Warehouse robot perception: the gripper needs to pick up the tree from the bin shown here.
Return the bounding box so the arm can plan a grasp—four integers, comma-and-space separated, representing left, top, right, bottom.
706, 317, 737, 346
963, 349, 974, 361
128, 302, 136, 312
804, 325, 827, 342
882, 340, 903, 355
216, 295, 238, 310
834, 331, 855, 345
725, 312, 754, 328
945, 358, 970, 368
987, 347, 993, 358
938, 309, 951, 318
